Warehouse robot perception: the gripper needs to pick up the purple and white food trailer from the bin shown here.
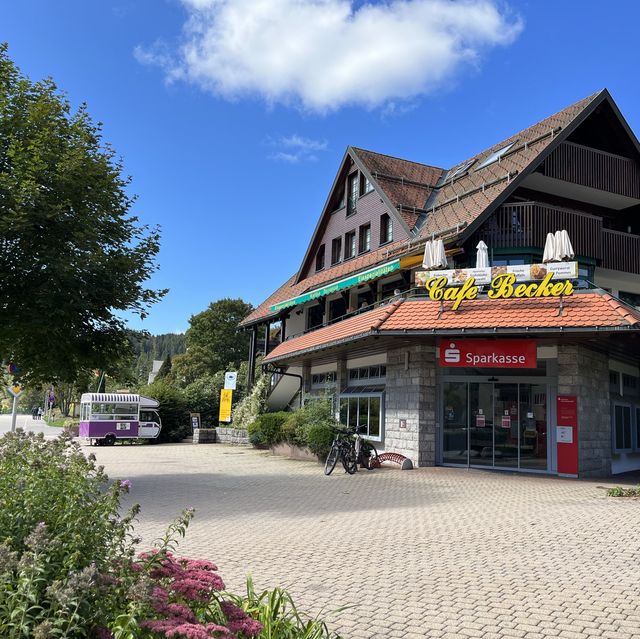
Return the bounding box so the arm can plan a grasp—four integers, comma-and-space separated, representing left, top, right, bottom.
79, 393, 162, 445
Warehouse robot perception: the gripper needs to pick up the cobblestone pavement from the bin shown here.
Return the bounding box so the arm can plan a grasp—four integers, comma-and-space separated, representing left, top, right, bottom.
90, 442, 640, 639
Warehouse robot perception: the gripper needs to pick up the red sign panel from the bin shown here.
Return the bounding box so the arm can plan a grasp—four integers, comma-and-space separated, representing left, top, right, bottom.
440, 339, 537, 368
556, 395, 578, 475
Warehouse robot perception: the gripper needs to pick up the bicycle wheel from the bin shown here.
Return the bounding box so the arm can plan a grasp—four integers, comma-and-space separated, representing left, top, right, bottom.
341, 445, 357, 474
361, 441, 379, 470
324, 442, 340, 475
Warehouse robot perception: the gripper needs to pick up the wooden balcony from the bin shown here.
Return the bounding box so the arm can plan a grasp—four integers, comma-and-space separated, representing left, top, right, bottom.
473, 202, 602, 258
602, 229, 640, 274
541, 142, 640, 199
472, 202, 640, 275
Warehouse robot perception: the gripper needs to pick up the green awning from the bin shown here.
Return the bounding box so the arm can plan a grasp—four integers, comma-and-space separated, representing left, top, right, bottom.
270, 258, 401, 313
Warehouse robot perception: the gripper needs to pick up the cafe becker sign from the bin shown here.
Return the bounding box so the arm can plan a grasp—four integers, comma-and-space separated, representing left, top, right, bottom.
416, 262, 578, 310
440, 339, 537, 368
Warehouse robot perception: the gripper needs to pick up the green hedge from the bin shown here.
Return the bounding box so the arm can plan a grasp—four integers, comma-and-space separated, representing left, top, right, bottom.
247, 412, 290, 448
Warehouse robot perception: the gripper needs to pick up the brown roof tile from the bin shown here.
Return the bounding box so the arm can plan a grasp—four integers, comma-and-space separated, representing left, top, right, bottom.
263, 292, 640, 363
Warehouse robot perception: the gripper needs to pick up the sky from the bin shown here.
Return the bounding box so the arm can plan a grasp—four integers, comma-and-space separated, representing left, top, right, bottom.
2, 0, 640, 335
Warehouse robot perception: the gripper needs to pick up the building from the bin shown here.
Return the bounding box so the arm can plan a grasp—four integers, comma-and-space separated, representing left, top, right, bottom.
240, 89, 640, 478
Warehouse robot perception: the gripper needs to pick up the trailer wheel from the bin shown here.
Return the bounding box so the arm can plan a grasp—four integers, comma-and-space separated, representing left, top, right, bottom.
104, 434, 116, 446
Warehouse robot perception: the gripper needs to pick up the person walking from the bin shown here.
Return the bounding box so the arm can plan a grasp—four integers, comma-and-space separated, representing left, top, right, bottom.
37, 407, 43, 420
31, 406, 38, 420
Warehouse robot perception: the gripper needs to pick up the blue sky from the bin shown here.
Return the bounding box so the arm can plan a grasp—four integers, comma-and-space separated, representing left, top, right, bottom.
2, 0, 639, 334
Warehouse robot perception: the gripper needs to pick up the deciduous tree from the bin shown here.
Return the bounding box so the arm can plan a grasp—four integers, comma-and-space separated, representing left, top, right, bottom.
0, 44, 165, 383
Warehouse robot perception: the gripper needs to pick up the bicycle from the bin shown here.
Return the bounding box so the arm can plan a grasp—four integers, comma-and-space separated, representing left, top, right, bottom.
324, 426, 379, 475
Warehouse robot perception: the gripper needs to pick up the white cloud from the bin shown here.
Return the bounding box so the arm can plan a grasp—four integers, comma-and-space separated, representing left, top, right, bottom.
139, 0, 523, 112
266, 134, 328, 162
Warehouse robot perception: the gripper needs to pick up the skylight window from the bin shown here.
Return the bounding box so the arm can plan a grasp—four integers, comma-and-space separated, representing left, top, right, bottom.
447, 159, 476, 181
475, 142, 515, 170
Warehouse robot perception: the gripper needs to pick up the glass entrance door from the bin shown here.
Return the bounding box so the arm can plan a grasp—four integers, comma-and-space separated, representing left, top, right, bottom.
442, 381, 548, 471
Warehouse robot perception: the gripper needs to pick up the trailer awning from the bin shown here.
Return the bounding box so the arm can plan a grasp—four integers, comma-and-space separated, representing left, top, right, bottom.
270, 259, 401, 313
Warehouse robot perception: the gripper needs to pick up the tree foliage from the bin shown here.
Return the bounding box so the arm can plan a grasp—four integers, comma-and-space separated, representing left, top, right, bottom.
182, 298, 254, 380
0, 44, 165, 384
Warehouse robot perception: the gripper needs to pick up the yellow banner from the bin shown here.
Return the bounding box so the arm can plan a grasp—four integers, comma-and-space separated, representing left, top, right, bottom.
219, 389, 233, 423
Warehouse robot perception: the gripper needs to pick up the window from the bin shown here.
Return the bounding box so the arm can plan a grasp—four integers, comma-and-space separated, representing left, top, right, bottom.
345, 231, 356, 259
347, 173, 359, 216
311, 372, 337, 388
360, 173, 373, 196
610, 370, 621, 395
446, 159, 476, 181
306, 304, 324, 330
380, 214, 392, 245
339, 394, 383, 440
613, 404, 633, 451
331, 237, 342, 264
359, 224, 371, 254
475, 142, 515, 170
315, 244, 325, 271
348, 365, 386, 385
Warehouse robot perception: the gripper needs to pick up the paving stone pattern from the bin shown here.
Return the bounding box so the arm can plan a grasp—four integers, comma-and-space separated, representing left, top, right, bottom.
91, 443, 640, 639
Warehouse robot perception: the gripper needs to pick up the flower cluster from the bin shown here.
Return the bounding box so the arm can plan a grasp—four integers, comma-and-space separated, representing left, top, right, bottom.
133, 553, 262, 638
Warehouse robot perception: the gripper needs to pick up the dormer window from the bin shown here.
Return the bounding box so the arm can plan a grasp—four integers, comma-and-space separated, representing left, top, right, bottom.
315, 244, 325, 271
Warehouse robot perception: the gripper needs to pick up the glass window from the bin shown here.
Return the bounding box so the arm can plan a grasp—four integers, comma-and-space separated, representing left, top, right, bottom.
360, 174, 373, 196
331, 237, 342, 264
339, 394, 383, 440
345, 231, 356, 259
315, 245, 325, 271
359, 224, 371, 253
614, 404, 632, 451
380, 214, 393, 244
610, 371, 621, 395
347, 174, 358, 216
619, 291, 640, 309
476, 142, 515, 170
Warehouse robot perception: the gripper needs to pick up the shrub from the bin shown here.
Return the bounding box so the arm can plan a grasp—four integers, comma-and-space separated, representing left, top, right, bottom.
281, 411, 307, 448
139, 381, 190, 443
304, 422, 335, 458
607, 485, 640, 497
247, 412, 289, 449
0, 429, 138, 636
232, 373, 270, 431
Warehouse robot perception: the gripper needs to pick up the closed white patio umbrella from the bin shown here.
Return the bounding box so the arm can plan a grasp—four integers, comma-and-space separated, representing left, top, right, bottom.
476, 241, 489, 268
542, 233, 556, 263
422, 240, 435, 269
558, 229, 575, 260
433, 239, 448, 269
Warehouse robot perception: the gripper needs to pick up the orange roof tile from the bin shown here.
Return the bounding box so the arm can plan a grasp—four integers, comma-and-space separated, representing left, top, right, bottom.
263, 292, 640, 363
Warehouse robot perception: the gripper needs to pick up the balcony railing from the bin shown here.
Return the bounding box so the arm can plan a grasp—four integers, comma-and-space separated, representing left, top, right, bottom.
602, 229, 640, 274
542, 142, 640, 199
473, 202, 640, 275
473, 202, 603, 258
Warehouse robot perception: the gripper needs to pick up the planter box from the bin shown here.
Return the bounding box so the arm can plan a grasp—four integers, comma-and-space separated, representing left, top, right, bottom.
192, 428, 217, 444
216, 427, 250, 445
270, 442, 322, 463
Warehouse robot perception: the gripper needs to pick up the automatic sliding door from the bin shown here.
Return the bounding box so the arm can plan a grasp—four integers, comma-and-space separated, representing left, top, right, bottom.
443, 382, 468, 464
469, 383, 493, 466
519, 384, 548, 470
494, 384, 519, 468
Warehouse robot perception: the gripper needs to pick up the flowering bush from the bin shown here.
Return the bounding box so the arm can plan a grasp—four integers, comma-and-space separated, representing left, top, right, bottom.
0, 430, 342, 638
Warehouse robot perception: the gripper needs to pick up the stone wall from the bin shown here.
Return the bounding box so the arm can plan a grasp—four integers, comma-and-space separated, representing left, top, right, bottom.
215, 427, 250, 445
192, 428, 217, 444
385, 343, 437, 467
558, 344, 611, 478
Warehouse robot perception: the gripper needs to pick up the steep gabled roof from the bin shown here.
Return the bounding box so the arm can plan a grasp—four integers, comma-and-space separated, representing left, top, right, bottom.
263, 291, 640, 363
242, 90, 637, 328
351, 148, 444, 229
416, 90, 608, 241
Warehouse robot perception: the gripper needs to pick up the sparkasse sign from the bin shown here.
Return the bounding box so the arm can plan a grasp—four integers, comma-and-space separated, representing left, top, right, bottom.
440, 339, 537, 368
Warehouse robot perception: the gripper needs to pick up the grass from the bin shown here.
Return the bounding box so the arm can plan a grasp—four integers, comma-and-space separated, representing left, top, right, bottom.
607, 485, 640, 497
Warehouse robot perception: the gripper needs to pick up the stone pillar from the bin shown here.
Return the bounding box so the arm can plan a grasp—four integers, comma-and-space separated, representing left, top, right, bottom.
335, 357, 348, 421
557, 344, 611, 478
385, 343, 437, 467
301, 362, 312, 402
